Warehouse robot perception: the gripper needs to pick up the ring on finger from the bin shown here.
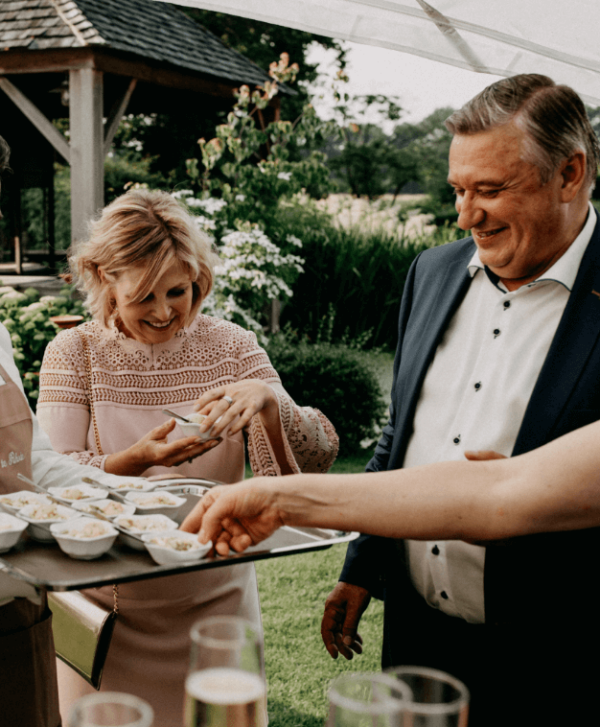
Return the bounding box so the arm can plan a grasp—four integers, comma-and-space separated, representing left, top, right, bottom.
222, 395, 234, 407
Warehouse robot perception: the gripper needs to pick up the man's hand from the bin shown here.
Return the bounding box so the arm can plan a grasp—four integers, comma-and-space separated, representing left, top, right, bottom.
180, 480, 284, 555
321, 582, 371, 660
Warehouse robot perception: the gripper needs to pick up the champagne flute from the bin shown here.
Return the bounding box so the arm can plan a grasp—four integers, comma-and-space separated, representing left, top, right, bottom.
327, 672, 412, 727
385, 666, 469, 727
185, 615, 266, 727
67, 692, 153, 727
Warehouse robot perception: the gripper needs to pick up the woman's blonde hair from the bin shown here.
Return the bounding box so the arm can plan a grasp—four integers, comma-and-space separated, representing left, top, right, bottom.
70, 189, 216, 327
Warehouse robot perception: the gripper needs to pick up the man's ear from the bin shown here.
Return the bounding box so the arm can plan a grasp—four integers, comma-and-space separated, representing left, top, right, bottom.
560, 151, 587, 202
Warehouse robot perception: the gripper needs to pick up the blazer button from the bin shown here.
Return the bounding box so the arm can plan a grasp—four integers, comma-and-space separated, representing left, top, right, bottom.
431, 545, 440, 555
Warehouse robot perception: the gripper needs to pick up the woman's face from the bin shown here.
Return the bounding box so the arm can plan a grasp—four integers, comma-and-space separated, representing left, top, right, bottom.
110, 259, 195, 345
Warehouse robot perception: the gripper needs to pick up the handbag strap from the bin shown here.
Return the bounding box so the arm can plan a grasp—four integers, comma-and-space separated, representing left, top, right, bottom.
78, 330, 104, 457
77, 330, 119, 608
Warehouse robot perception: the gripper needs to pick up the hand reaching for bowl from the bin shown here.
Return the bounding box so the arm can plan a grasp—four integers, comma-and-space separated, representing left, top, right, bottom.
104, 418, 221, 477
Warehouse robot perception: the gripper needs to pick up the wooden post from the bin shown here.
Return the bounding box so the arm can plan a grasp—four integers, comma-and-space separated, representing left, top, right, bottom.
69, 68, 104, 245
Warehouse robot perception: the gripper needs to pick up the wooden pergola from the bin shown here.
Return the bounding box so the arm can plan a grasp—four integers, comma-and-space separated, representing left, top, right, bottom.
0, 0, 276, 272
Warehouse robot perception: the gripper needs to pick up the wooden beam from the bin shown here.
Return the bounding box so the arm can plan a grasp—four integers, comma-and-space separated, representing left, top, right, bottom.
69, 68, 104, 245
0, 76, 71, 163
0, 48, 95, 75
104, 78, 137, 157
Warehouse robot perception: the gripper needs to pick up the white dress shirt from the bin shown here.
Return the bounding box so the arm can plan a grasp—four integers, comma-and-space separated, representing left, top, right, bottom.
403, 203, 596, 624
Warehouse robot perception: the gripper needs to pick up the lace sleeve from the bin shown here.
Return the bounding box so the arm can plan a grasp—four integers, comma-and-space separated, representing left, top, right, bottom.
247, 386, 339, 476
37, 328, 108, 469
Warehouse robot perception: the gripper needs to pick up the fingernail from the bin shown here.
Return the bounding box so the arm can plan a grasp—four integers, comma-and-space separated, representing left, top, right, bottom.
343, 636, 352, 645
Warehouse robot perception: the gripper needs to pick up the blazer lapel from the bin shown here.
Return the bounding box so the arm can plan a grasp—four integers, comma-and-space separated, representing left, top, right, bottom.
514, 212, 600, 455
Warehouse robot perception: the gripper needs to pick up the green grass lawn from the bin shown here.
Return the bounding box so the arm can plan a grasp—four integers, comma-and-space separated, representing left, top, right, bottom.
256, 445, 385, 727
256, 350, 393, 726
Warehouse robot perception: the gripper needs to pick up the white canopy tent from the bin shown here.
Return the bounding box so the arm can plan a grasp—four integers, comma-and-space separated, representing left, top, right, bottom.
155, 0, 600, 105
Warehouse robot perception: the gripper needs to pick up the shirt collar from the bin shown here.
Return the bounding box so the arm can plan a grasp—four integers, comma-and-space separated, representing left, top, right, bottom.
467, 202, 597, 291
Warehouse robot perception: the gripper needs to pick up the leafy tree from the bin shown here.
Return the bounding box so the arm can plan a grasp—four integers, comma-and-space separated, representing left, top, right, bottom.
173, 6, 347, 121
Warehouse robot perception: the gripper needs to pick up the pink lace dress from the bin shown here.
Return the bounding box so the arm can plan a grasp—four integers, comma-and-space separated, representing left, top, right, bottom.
38, 315, 338, 726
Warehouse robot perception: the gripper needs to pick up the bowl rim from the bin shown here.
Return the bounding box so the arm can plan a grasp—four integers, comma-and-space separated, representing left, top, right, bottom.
125, 492, 186, 508
114, 513, 179, 533
0, 512, 29, 533
18, 503, 81, 524
50, 518, 118, 541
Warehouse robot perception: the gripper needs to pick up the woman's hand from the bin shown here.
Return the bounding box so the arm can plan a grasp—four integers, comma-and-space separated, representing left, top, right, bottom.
104, 418, 221, 476
194, 380, 280, 439
180, 480, 284, 555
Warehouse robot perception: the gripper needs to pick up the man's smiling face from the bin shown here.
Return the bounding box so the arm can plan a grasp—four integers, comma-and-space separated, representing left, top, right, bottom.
448, 121, 577, 290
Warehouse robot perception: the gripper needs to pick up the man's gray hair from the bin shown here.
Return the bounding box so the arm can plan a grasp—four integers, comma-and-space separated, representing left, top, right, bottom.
445, 74, 600, 193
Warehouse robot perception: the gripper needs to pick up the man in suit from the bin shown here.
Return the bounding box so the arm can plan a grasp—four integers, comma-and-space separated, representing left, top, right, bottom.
321, 74, 600, 726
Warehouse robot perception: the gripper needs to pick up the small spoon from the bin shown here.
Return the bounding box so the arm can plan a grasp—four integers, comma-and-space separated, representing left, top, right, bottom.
81, 477, 129, 503
17, 473, 67, 507
162, 409, 193, 423
85, 505, 146, 543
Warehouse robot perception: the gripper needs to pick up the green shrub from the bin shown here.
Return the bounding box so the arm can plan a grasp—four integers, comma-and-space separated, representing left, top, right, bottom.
265, 333, 387, 457
281, 220, 462, 350
0, 284, 88, 407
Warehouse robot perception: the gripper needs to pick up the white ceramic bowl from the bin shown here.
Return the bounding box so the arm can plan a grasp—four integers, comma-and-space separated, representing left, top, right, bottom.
125, 491, 186, 517
104, 479, 157, 494
114, 514, 179, 551
71, 498, 137, 520
48, 484, 107, 504
0, 512, 28, 553
177, 414, 220, 441
18, 502, 81, 542
0, 490, 51, 515
142, 530, 212, 565
50, 517, 118, 560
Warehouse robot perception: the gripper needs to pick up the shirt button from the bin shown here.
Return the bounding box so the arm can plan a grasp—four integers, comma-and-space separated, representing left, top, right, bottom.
474, 382, 481, 391
493, 328, 501, 337
453, 435, 461, 445
440, 591, 449, 600
432, 545, 440, 555
503, 301, 511, 309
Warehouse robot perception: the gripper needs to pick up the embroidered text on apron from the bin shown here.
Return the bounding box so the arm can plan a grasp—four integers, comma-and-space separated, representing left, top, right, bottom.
0, 361, 61, 727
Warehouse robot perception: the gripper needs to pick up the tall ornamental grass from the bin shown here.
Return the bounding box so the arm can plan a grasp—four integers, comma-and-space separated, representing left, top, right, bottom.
281, 219, 463, 350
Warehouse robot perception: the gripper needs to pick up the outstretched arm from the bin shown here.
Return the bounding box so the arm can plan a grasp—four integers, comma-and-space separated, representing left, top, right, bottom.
181, 418, 600, 553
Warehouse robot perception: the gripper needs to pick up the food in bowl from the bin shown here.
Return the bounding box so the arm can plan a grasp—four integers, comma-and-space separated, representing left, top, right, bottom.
48, 484, 106, 503
114, 514, 179, 550
72, 498, 136, 519
50, 517, 118, 560
117, 515, 177, 532
62, 521, 111, 539
142, 530, 212, 564
114, 481, 145, 490
0, 491, 50, 514
18, 502, 81, 542
125, 491, 186, 517
23, 502, 73, 521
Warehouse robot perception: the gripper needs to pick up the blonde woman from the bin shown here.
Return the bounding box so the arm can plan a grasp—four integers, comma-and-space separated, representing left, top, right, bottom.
38, 189, 338, 725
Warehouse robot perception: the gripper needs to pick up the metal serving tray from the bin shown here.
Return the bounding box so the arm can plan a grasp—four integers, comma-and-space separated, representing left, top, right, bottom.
0, 478, 358, 592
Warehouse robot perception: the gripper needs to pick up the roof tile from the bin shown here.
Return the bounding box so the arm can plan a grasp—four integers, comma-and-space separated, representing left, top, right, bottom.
0, 0, 271, 87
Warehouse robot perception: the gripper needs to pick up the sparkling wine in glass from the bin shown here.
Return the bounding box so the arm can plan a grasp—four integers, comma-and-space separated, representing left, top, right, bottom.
185, 615, 267, 727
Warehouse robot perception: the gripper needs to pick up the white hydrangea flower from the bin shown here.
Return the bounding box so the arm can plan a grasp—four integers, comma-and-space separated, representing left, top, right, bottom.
277, 172, 292, 181
171, 189, 194, 199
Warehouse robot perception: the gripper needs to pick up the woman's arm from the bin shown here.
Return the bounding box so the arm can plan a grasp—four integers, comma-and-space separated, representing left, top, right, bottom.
38, 329, 220, 476
181, 418, 600, 553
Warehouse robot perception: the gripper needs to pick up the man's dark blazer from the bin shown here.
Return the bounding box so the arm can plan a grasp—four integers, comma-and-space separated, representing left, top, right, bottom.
340, 210, 600, 672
